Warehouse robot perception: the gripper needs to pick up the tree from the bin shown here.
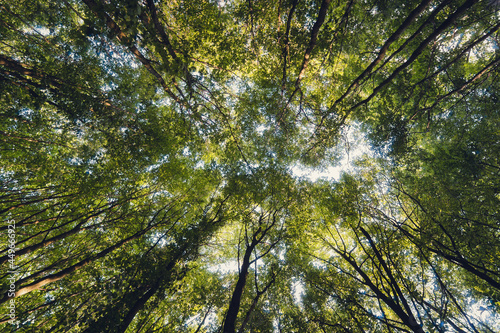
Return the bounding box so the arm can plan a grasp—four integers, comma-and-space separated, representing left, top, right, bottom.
1, 0, 499, 331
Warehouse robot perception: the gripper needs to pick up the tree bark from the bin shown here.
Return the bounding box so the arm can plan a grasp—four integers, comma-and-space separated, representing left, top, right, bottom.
222, 236, 258, 333
0, 222, 158, 304
81, 0, 182, 105
333, 0, 433, 105
350, 0, 478, 111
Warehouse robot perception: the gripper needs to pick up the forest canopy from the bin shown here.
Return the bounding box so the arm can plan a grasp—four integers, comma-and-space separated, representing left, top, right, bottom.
1, 0, 499, 332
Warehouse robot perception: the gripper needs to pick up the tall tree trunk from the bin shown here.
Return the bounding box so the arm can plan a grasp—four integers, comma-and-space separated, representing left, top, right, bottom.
116, 253, 184, 333
0, 222, 158, 304
222, 238, 257, 333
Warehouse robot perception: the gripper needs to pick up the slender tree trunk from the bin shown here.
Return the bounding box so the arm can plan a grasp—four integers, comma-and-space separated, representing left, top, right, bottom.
351, 0, 478, 110
222, 239, 257, 333
429, 248, 500, 290
0, 223, 158, 304
116, 284, 161, 333
82, 0, 182, 104
0, 203, 129, 264
332, 245, 425, 333
116, 255, 182, 333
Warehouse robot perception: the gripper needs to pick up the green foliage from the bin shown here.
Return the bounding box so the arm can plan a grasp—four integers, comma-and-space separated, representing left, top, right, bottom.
1, 0, 499, 332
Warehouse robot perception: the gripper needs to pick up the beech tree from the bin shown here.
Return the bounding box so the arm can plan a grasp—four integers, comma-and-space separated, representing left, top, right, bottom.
1, 0, 499, 332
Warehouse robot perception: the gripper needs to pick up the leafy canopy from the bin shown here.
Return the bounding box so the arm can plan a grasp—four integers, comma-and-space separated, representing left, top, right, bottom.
1, 0, 499, 332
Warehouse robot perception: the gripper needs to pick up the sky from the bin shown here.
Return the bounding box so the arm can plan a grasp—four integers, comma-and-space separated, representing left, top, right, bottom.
291, 122, 372, 181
